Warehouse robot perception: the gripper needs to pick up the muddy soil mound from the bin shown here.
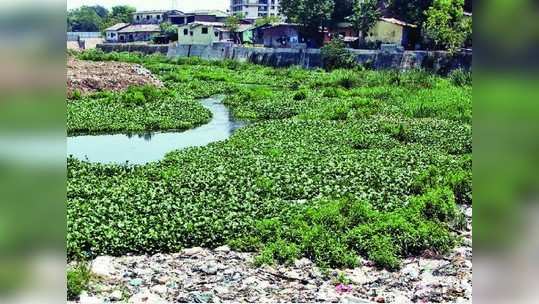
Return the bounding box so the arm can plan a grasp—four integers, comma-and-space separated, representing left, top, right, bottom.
67, 57, 163, 97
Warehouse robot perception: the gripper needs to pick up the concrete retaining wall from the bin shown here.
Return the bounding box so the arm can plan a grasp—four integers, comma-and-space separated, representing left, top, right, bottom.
98, 43, 471, 74
98, 43, 169, 55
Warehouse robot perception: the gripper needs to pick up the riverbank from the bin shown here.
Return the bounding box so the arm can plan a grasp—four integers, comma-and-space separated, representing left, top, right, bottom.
70, 215, 470, 304
68, 51, 472, 303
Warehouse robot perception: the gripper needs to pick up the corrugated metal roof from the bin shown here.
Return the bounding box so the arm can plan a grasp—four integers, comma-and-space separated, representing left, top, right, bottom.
258, 23, 300, 30
185, 22, 225, 28
133, 10, 169, 14
380, 17, 417, 28
118, 24, 161, 33
185, 10, 229, 17
237, 24, 255, 32
104, 23, 130, 31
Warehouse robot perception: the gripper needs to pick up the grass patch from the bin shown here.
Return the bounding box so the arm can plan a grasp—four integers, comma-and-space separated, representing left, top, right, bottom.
67, 263, 91, 301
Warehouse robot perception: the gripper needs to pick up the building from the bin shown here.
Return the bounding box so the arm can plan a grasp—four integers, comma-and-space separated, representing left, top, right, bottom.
323, 18, 418, 49
104, 23, 130, 42
169, 10, 229, 25
132, 10, 184, 24
177, 22, 226, 45
256, 23, 303, 48
365, 17, 417, 48
117, 24, 161, 42
231, 0, 281, 20
323, 22, 358, 47
238, 24, 256, 44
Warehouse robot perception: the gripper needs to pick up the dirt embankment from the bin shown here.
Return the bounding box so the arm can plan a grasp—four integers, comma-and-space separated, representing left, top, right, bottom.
67, 57, 163, 97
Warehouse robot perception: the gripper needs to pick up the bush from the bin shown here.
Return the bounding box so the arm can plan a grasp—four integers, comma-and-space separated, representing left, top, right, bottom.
67, 264, 91, 300
449, 69, 472, 87
320, 38, 357, 71
365, 235, 400, 270
254, 239, 300, 266
122, 90, 146, 107
121, 85, 163, 107
415, 187, 458, 222
293, 90, 307, 101
322, 87, 346, 98
447, 171, 472, 205
336, 73, 360, 89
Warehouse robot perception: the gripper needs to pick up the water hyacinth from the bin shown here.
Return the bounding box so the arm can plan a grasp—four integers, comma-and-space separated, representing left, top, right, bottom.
67, 50, 471, 270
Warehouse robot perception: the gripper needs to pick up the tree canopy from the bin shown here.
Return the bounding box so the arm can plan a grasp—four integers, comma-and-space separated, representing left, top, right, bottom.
423, 0, 469, 52
280, 0, 334, 30
349, 0, 381, 39
254, 15, 282, 27
225, 13, 245, 44
67, 5, 136, 32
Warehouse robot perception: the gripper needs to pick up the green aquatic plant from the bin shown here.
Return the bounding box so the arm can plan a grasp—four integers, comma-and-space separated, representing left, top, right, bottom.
67, 51, 472, 270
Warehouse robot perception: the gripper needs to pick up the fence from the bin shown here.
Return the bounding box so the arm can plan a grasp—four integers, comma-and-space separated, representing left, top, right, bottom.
67, 32, 103, 41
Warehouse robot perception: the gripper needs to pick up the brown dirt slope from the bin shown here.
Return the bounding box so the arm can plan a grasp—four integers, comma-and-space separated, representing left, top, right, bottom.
67, 57, 163, 97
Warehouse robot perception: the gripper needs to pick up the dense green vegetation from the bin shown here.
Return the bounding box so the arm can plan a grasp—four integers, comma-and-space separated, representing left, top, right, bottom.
68, 50, 471, 270
68, 85, 211, 135
67, 5, 135, 32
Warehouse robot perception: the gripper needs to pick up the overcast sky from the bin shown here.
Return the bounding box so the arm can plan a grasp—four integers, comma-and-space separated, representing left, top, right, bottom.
66, 0, 228, 12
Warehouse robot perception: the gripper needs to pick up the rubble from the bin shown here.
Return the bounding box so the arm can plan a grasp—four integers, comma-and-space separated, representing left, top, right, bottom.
67, 57, 163, 97
71, 240, 471, 303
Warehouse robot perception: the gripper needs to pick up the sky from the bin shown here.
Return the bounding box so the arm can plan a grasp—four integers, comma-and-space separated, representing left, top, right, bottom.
66, 0, 228, 12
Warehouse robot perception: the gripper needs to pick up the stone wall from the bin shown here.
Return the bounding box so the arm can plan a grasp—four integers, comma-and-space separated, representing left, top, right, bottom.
98, 43, 471, 74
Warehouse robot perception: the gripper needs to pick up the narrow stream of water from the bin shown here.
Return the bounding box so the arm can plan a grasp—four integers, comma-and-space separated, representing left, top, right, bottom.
67, 96, 245, 165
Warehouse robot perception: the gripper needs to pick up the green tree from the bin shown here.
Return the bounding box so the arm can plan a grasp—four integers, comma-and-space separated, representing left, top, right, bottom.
160, 22, 179, 42
67, 6, 104, 32
254, 15, 282, 27
91, 5, 109, 19
225, 14, 244, 44
424, 0, 469, 52
110, 5, 136, 23
320, 37, 357, 70
387, 0, 433, 25
330, 0, 354, 27
99, 5, 136, 32
280, 0, 334, 45
349, 0, 381, 42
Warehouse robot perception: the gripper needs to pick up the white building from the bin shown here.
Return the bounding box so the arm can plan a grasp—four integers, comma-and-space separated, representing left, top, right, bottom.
104, 23, 129, 42
230, 0, 281, 20
132, 10, 168, 24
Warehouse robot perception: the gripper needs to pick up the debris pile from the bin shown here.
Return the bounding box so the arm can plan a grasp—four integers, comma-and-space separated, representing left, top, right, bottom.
67, 57, 162, 97
70, 241, 471, 303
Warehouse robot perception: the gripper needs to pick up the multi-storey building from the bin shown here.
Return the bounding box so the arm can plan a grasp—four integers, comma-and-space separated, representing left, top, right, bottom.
230, 0, 281, 20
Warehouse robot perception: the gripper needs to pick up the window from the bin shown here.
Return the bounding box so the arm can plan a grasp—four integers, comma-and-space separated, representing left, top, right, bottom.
157, 15, 161, 20
214, 31, 219, 37
202, 27, 208, 34
136, 15, 140, 20
146, 15, 150, 20
183, 29, 188, 35
190, 31, 194, 36
111, 33, 116, 37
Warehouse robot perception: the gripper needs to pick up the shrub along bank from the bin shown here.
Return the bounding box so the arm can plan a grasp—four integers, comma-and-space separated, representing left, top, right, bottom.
68, 50, 472, 270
